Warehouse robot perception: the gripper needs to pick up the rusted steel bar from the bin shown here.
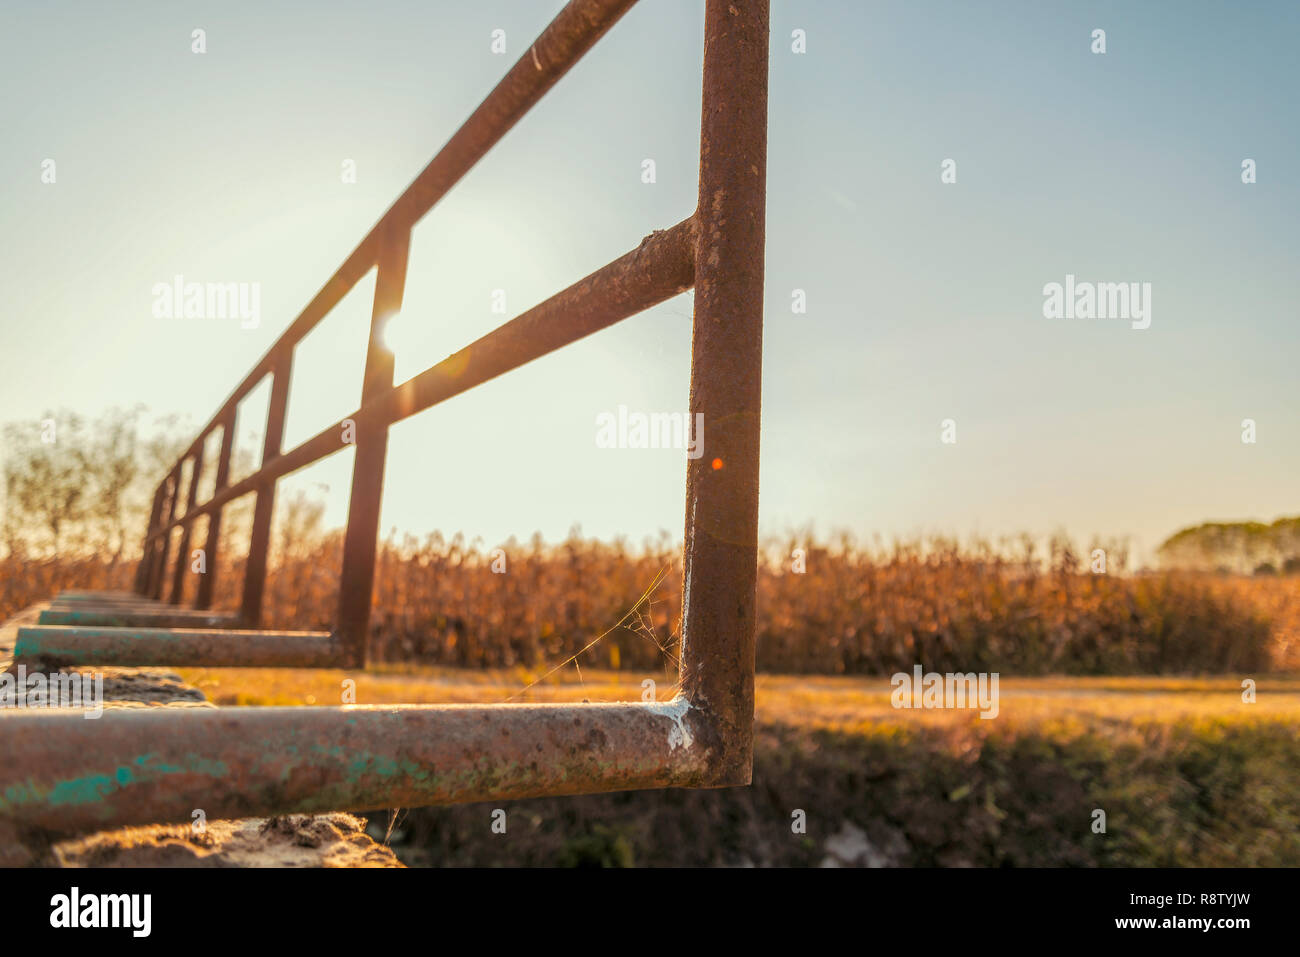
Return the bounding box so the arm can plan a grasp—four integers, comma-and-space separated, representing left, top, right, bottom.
48, 597, 200, 610
144, 217, 696, 544
336, 227, 410, 668
148, 472, 180, 600
44, 605, 187, 617
141, 485, 164, 597
45, 602, 180, 614
196, 409, 236, 611
151, 0, 638, 491
38, 609, 240, 628
133, 487, 165, 595
240, 352, 292, 627
169, 447, 205, 605
12, 626, 340, 669
59, 590, 139, 599
678, 0, 768, 788
53, 592, 165, 604
145, 481, 169, 598
46, 605, 163, 613
0, 699, 711, 839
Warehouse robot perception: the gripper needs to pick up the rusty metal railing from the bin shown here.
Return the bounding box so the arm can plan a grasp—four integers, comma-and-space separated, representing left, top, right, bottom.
1, 0, 766, 838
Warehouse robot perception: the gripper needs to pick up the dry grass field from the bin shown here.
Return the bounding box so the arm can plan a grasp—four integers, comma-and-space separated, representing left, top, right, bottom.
175, 663, 1300, 716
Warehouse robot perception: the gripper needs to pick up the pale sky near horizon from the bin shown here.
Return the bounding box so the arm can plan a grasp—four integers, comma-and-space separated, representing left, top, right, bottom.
2, 0, 1297, 567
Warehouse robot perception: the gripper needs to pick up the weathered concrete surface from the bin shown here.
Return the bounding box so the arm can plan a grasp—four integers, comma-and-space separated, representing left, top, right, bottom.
1, 601, 404, 867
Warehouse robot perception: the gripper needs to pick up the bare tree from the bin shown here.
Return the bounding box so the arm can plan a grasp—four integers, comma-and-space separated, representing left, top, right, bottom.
82, 406, 144, 567
2, 413, 90, 558
1, 408, 192, 561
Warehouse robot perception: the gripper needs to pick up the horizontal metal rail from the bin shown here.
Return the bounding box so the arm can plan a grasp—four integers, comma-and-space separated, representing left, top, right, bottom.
0, 699, 711, 839
13, 625, 339, 669
55, 591, 144, 601
38, 609, 240, 628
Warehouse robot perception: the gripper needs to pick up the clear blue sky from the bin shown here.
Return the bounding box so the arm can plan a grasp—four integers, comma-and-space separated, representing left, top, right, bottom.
2, 0, 1297, 565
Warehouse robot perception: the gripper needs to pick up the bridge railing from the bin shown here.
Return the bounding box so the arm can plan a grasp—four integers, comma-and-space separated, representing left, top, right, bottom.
0, 0, 766, 839
135, 0, 762, 673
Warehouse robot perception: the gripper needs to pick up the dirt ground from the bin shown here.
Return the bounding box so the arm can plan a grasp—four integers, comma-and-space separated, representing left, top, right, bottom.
49, 813, 401, 867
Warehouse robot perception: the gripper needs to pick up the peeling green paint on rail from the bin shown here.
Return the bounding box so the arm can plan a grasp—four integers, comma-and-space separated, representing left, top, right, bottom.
0, 752, 232, 813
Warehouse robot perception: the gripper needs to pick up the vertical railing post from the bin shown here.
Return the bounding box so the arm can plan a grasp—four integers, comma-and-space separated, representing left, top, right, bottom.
679, 0, 768, 786
144, 481, 165, 597
168, 447, 204, 605
240, 352, 292, 627
149, 471, 180, 600
195, 410, 236, 611
134, 484, 165, 596
336, 227, 409, 668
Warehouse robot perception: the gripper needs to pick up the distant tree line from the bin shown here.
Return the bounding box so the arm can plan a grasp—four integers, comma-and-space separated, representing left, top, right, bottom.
1158, 518, 1300, 576
1, 407, 189, 565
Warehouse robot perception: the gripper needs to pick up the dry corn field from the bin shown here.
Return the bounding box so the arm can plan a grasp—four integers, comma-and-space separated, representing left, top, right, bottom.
4, 530, 1298, 677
